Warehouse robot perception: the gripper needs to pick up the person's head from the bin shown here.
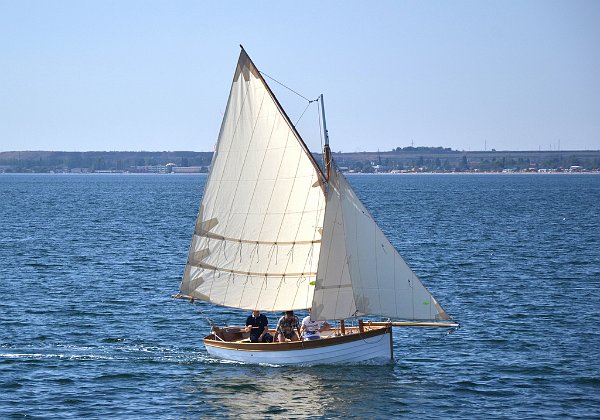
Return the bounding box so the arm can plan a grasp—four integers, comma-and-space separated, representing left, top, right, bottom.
285, 310, 294, 318
252, 310, 260, 317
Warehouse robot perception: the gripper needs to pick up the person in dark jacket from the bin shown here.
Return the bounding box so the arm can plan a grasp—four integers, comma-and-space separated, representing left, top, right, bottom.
245, 310, 273, 343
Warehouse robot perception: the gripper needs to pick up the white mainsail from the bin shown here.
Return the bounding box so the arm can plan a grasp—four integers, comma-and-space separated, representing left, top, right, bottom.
312, 167, 450, 321
180, 50, 326, 311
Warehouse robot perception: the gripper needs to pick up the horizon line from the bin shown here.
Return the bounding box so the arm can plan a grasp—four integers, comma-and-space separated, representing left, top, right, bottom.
1, 149, 599, 154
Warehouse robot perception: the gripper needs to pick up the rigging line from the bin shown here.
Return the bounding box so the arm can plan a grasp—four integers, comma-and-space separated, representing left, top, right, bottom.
260, 71, 319, 104
294, 101, 313, 126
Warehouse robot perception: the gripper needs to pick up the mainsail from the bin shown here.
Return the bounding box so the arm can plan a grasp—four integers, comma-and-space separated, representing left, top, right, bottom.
180, 49, 326, 311
312, 167, 450, 321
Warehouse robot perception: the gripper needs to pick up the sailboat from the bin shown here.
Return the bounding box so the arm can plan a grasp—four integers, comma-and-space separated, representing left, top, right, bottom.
174, 47, 458, 365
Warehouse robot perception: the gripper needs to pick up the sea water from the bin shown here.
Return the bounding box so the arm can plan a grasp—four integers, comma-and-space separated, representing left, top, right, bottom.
0, 173, 599, 418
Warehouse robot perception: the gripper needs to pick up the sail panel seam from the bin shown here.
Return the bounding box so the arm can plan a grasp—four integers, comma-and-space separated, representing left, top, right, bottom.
191, 262, 317, 278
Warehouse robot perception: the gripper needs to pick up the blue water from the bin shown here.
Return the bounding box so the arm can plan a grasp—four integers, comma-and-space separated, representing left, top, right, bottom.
1, 174, 599, 418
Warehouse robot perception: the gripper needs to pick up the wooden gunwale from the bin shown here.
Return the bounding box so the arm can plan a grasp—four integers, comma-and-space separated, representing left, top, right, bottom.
204, 325, 390, 352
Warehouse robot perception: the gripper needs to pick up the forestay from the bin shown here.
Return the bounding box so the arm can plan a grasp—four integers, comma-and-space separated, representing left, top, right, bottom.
312, 168, 450, 321
180, 50, 326, 311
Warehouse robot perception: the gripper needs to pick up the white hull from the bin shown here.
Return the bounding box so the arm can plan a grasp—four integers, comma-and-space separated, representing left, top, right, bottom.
204, 326, 392, 365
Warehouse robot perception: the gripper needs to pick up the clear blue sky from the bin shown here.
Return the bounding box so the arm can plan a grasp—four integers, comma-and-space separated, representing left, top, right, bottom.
1, 0, 598, 152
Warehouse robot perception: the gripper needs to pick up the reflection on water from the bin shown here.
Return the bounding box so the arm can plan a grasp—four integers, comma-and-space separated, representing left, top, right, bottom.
184, 363, 400, 418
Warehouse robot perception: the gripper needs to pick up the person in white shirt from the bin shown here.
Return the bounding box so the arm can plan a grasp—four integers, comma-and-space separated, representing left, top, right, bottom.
300, 312, 331, 340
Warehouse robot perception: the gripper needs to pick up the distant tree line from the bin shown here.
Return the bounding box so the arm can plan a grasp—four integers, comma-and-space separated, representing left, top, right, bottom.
0, 151, 213, 173
332, 149, 600, 173
1, 149, 599, 173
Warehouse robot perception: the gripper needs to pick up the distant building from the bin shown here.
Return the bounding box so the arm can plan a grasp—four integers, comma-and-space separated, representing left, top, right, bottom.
372, 164, 389, 173
172, 166, 206, 173
131, 165, 168, 174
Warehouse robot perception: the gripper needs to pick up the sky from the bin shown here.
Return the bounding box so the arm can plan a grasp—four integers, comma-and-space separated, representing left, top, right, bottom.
1, 1, 599, 153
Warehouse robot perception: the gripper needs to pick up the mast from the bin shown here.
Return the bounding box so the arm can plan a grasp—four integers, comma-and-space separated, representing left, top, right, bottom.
320, 94, 332, 181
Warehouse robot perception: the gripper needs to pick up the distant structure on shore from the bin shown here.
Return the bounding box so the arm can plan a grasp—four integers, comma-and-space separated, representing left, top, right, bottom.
331, 147, 600, 173
0, 148, 599, 174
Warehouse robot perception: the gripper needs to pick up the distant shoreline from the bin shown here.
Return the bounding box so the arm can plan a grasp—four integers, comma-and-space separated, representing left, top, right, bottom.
2, 171, 598, 176
2, 149, 598, 174
348, 171, 600, 175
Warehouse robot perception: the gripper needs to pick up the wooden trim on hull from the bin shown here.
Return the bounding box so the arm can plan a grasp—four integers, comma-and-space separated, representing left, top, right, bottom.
204, 325, 391, 352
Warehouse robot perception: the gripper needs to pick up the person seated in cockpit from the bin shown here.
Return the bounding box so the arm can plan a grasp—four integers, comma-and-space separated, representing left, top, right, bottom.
300, 312, 331, 340
245, 310, 273, 343
275, 310, 301, 342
